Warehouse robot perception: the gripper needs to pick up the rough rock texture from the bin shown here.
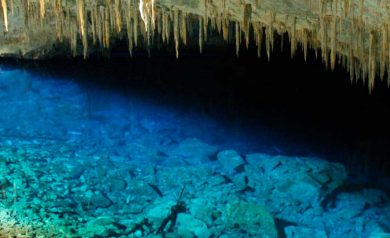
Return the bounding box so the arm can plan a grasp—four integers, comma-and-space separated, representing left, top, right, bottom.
0, 71, 389, 237
0, 0, 389, 90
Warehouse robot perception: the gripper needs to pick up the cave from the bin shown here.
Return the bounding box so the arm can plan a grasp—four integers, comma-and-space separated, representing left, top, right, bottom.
0, 0, 389, 237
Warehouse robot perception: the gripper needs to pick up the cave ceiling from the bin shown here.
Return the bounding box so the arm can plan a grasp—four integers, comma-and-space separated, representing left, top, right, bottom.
0, 0, 389, 90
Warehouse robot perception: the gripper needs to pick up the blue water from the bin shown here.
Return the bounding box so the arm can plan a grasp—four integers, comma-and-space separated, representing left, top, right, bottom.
0, 68, 250, 152
0, 66, 389, 238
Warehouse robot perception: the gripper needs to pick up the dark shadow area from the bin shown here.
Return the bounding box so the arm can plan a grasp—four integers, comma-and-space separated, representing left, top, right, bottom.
1, 33, 389, 182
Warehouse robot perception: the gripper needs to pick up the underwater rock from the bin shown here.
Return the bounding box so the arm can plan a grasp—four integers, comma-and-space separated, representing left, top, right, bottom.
66, 164, 86, 180
169, 138, 218, 164
217, 150, 245, 174
176, 213, 211, 238
108, 176, 127, 192
79, 217, 122, 238
223, 201, 277, 238
188, 197, 222, 227
146, 200, 176, 227
328, 189, 389, 219
0, 131, 387, 238
91, 190, 113, 209
245, 153, 281, 172
276, 179, 320, 204
284, 226, 327, 238
93, 216, 117, 226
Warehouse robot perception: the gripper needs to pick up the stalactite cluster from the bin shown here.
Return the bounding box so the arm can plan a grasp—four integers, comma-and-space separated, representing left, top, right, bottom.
0, 0, 389, 91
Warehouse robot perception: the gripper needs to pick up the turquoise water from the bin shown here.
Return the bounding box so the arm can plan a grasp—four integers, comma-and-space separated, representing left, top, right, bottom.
0, 66, 389, 238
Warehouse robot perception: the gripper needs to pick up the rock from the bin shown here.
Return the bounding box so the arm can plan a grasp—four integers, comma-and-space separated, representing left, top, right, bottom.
245, 153, 281, 172
78, 223, 110, 237
308, 160, 347, 192
285, 226, 327, 238
92, 191, 113, 209
217, 150, 244, 174
146, 200, 176, 226
224, 201, 277, 238
329, 189, 389, 219
108, 177, 127, 192
369, 232, 390, 238
188, 198, 218, 226
169, 138, 218, 164
276, 179, 320, 204
176, 213, 211, 238
93, 216, 116, 226
66, 165, 85, 179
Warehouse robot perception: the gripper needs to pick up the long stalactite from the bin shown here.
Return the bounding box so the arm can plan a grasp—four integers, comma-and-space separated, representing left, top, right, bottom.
1, 0, 8, 32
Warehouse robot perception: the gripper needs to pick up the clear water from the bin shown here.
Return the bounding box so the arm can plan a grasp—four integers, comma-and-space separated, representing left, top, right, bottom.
0, 65, 389, 238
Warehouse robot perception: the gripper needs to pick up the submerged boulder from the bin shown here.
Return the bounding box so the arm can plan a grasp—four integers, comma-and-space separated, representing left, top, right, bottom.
223, 201, 277, 238
217, 150, 245, 174
169, 138, 218, 164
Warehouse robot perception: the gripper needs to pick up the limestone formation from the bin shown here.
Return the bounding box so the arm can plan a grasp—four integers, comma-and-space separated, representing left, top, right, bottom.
0, 0, 389, 90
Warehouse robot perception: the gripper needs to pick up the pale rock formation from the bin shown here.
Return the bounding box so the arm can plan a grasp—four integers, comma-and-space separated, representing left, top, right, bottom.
0, 0, 388, 90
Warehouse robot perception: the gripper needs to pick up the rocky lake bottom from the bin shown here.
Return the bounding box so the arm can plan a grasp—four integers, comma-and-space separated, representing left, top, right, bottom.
0, 69, 389, 238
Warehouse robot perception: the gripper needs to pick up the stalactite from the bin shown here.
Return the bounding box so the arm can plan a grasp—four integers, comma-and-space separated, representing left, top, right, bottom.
65, 6, 72, 47
77, 0, 88, 58
151, 0, 155, 32
114, 0, 122, 33
203, 15, 208, 41
243, 4, 251, 49
343, 0, 350, 17
330, 16, 337, 71
106, 0, 114, 32
157, 11, 162, 36
180, 12, 187, 46
39, 0, 45, 19
161, 10, 166, 43
173, 9, 179, 58
71, 20, 78, 57
126, 4, 134, 56
380, 24, 388, 79
98, 6, 105, 47
104, 6, 111, 48
91, 6, 97, 45
203, 0, 208, 41
388, 25, 390, 86
254, 23, 263, 58
55, 0, 64, 41
199, 16, 203, 54
1, 0, 8, 32
133, 6, 138, 47
139, 0, 154, 33
290, 16, 297, 58
368, 31, 376, 92
55, 0, 62, 14
302, 29, 308, 61
222, 16, 228, 41
77, 0, 86, 39
235, 21, 240, 57
211, 16, 216, 32
320, 18, 329, 69
349, 47, 354, 82
216, 15, 222, 34
268, 11, 275, 52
